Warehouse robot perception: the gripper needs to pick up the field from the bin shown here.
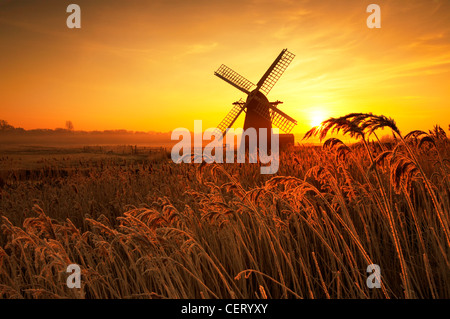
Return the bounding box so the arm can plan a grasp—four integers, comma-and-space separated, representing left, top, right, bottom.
0, 114, 449, 299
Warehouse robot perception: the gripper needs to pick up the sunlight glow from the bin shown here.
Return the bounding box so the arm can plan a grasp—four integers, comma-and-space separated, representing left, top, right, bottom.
1, 1, 449, 134
309, 110, 327, 128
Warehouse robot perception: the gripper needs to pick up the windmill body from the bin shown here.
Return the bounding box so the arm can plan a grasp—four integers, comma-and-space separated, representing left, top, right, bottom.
241, 90, 273, 151
243, 91, 271, 135
214, 49, 298, 150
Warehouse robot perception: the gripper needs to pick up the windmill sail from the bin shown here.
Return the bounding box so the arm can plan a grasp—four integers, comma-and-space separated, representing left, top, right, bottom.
251, 96, 297, 133
213, 99, 246, 138
256, 49, 295, 96
268, 105, 297, 133
214, 65, 256, 95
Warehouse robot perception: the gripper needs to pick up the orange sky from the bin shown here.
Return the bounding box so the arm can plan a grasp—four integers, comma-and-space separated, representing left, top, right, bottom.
1, 0, 449, 136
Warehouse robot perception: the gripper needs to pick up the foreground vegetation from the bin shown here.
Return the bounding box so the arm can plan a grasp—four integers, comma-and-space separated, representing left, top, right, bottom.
0, 114, 449, 299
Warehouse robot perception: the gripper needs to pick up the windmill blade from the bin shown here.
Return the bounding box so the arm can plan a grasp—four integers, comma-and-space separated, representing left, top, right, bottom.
214, 64, 256, 95
251, 96, 297, 134
256, 49, 295, 96
213, 99, 247, 139
268, 104, 298, 134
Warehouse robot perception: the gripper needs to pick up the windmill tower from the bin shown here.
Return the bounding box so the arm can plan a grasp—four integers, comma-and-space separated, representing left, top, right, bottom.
213, 48, 298, 150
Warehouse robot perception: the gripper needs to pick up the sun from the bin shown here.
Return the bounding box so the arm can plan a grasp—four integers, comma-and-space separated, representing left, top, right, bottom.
309, 110, 327, 128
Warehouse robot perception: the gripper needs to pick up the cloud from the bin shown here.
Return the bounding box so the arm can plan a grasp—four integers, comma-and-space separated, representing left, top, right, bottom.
184, 42, 219, 55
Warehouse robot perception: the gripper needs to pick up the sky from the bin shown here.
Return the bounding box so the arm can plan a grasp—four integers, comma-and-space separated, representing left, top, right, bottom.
1, 0, 449, 137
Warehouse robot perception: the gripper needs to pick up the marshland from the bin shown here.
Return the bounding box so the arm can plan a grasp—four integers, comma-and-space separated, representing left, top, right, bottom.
0, 113, 449, 299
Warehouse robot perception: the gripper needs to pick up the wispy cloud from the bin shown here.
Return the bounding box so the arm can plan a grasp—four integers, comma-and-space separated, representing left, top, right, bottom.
184, 42, 219, 55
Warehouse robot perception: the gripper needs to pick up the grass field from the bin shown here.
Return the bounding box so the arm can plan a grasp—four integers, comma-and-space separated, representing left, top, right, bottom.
0, 114, 449, 299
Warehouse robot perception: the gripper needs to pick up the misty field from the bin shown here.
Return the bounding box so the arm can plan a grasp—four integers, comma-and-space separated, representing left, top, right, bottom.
0, 114, 449, 299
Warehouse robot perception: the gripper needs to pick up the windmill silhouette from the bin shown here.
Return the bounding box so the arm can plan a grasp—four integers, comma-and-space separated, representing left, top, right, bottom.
213, 48, 298, 149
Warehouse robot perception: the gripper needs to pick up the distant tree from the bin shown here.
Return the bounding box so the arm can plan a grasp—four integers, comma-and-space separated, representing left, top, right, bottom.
0, 119, 14, 131
65, 120, 74, 131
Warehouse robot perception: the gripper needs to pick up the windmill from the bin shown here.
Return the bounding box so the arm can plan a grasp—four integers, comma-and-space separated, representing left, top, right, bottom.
213, 48, 297, 150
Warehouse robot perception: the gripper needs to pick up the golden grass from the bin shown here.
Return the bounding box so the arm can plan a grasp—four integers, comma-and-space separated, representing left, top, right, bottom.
0, 114, 449, 299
